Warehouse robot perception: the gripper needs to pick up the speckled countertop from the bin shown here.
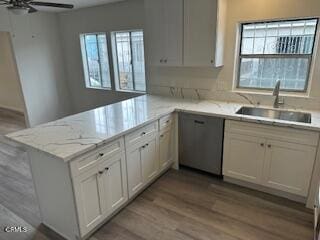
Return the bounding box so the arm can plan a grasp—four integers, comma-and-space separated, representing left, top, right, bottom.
6, 95, 320, 162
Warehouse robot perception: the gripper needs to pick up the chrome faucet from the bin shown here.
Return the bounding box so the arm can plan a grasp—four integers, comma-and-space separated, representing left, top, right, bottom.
272, 80, 284, 108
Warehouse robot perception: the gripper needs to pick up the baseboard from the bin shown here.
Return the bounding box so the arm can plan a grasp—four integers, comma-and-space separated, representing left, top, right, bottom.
224, 176, 307, 205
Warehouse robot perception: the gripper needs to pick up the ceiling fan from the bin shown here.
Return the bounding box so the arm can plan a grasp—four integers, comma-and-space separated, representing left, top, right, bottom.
0, 0, 74, 15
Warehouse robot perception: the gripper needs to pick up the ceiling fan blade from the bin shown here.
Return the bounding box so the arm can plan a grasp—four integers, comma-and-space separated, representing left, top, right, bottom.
29, 1, 74, 9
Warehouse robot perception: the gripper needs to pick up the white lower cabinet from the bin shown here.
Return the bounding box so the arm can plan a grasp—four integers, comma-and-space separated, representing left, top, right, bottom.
262, 140, 316, 196
73, 166, 104, 236
73, 151, 127, 237
99, 152, 128, 214
126, 134, 159, 198
223, 120, 319, 197
141, 136, 159, 182
159, 127, 174, 171
223, 133, 265, 184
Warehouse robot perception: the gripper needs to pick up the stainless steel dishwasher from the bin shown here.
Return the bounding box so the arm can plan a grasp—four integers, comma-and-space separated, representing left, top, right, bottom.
179, 113, 224, 176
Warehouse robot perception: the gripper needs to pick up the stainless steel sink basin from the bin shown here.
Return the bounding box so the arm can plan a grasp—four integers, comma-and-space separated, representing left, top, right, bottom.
236, 107, 311, 124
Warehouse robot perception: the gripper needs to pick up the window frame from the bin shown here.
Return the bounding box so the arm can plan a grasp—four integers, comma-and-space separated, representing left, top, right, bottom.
80, 32, 112, 90
111, 29, 147, 93
80, 30, 147, 93
235, 17, 319, 93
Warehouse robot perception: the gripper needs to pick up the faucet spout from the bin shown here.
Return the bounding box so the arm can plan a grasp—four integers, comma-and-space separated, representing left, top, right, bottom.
273, 80, 284, 108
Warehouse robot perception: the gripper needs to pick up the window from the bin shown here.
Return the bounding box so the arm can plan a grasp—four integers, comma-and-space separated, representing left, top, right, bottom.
237, 18, 318, 92
112, 30, 146, 92
81, 33, 111, 89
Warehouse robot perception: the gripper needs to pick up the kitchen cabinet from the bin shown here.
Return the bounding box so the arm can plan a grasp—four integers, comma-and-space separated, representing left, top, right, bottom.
183, 0, 226, 67
223, 120, 319, 197
223, 133, 265, 184
73, 166, 104, 236
142, 137, 159, 181
73, 151, 128, 237
144, 0, 226, 67
159, 127, 174, 171
126, 122, 160, 199
99, 152, 128, 214
144, 0, 183, 66
263, 140, 316, 196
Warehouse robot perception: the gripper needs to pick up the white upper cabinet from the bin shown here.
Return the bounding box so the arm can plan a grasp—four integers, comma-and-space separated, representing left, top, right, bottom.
144, 0, 226, 67
145, 0, 183, 66
184, 0, 226, 67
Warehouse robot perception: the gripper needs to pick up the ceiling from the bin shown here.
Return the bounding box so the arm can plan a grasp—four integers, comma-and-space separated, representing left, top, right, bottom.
31, 0, 125, 12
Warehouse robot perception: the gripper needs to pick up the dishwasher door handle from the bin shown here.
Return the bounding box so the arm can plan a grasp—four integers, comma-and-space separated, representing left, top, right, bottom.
194, 120, 205, 124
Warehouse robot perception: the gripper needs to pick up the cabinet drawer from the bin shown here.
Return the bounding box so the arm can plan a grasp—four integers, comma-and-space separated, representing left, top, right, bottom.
225, 120, 319, 146
70, 138, 124, 177
159, 114, 174, 130
125, 121, 158, 146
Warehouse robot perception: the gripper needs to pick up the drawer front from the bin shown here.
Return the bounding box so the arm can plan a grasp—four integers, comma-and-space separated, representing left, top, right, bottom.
225, 120, 319, 146
125, 121, 158, 146
159, 114, 174, 130
70, 138, 124, 177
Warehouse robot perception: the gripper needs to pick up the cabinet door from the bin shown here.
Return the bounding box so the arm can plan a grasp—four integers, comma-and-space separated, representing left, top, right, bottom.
141, 136, 159, 182
263, 140, 316, 196
73, 167, 104, 237
163, 0, 183, 66
99, 153, 128, 215
183, 0, 217, 66
126, 144, 144, 198
144, 0, 165, 65
159, 127, 174, 170
223, 133, 265, 184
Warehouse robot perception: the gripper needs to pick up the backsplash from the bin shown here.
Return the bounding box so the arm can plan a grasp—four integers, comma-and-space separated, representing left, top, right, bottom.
147, 66, 320, 111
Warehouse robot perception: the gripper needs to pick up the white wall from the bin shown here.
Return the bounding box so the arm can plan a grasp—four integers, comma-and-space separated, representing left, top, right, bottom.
148, 0, 320, 110
0, 31, 25, 112
58, 0, 144, 113
0, 9, 72, 127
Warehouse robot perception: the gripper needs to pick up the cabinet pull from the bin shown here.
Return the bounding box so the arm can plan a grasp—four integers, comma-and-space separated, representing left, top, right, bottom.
160, 59, 163, 63
98, 170, 104, 175
160, 134, 164, 138
99, 153, 104, 157
146, 143, 149, 147
268, 144, 271, 148
105, 167, 109, 171
194, 120, 204, 124
141, 132, 146, 136
260, 143, 264, 147
164, 59, 167, 63
166, 120, 170, 123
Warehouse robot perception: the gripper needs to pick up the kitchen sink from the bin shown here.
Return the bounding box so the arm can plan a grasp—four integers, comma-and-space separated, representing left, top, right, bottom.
236, 106, 311, 124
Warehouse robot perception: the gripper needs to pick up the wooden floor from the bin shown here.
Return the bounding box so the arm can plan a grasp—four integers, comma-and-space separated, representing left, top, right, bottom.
0, 164, 314, 240
0, 108, 26, 136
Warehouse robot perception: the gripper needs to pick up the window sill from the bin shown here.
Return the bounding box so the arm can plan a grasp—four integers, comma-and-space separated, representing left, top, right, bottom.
85, 86, 112, 91
114, 88, 146, 94
232, 88, 310, 98
85, 86, 146, 94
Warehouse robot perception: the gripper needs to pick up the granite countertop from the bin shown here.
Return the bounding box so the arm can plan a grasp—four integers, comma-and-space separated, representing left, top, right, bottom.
6, 95, 320, 162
